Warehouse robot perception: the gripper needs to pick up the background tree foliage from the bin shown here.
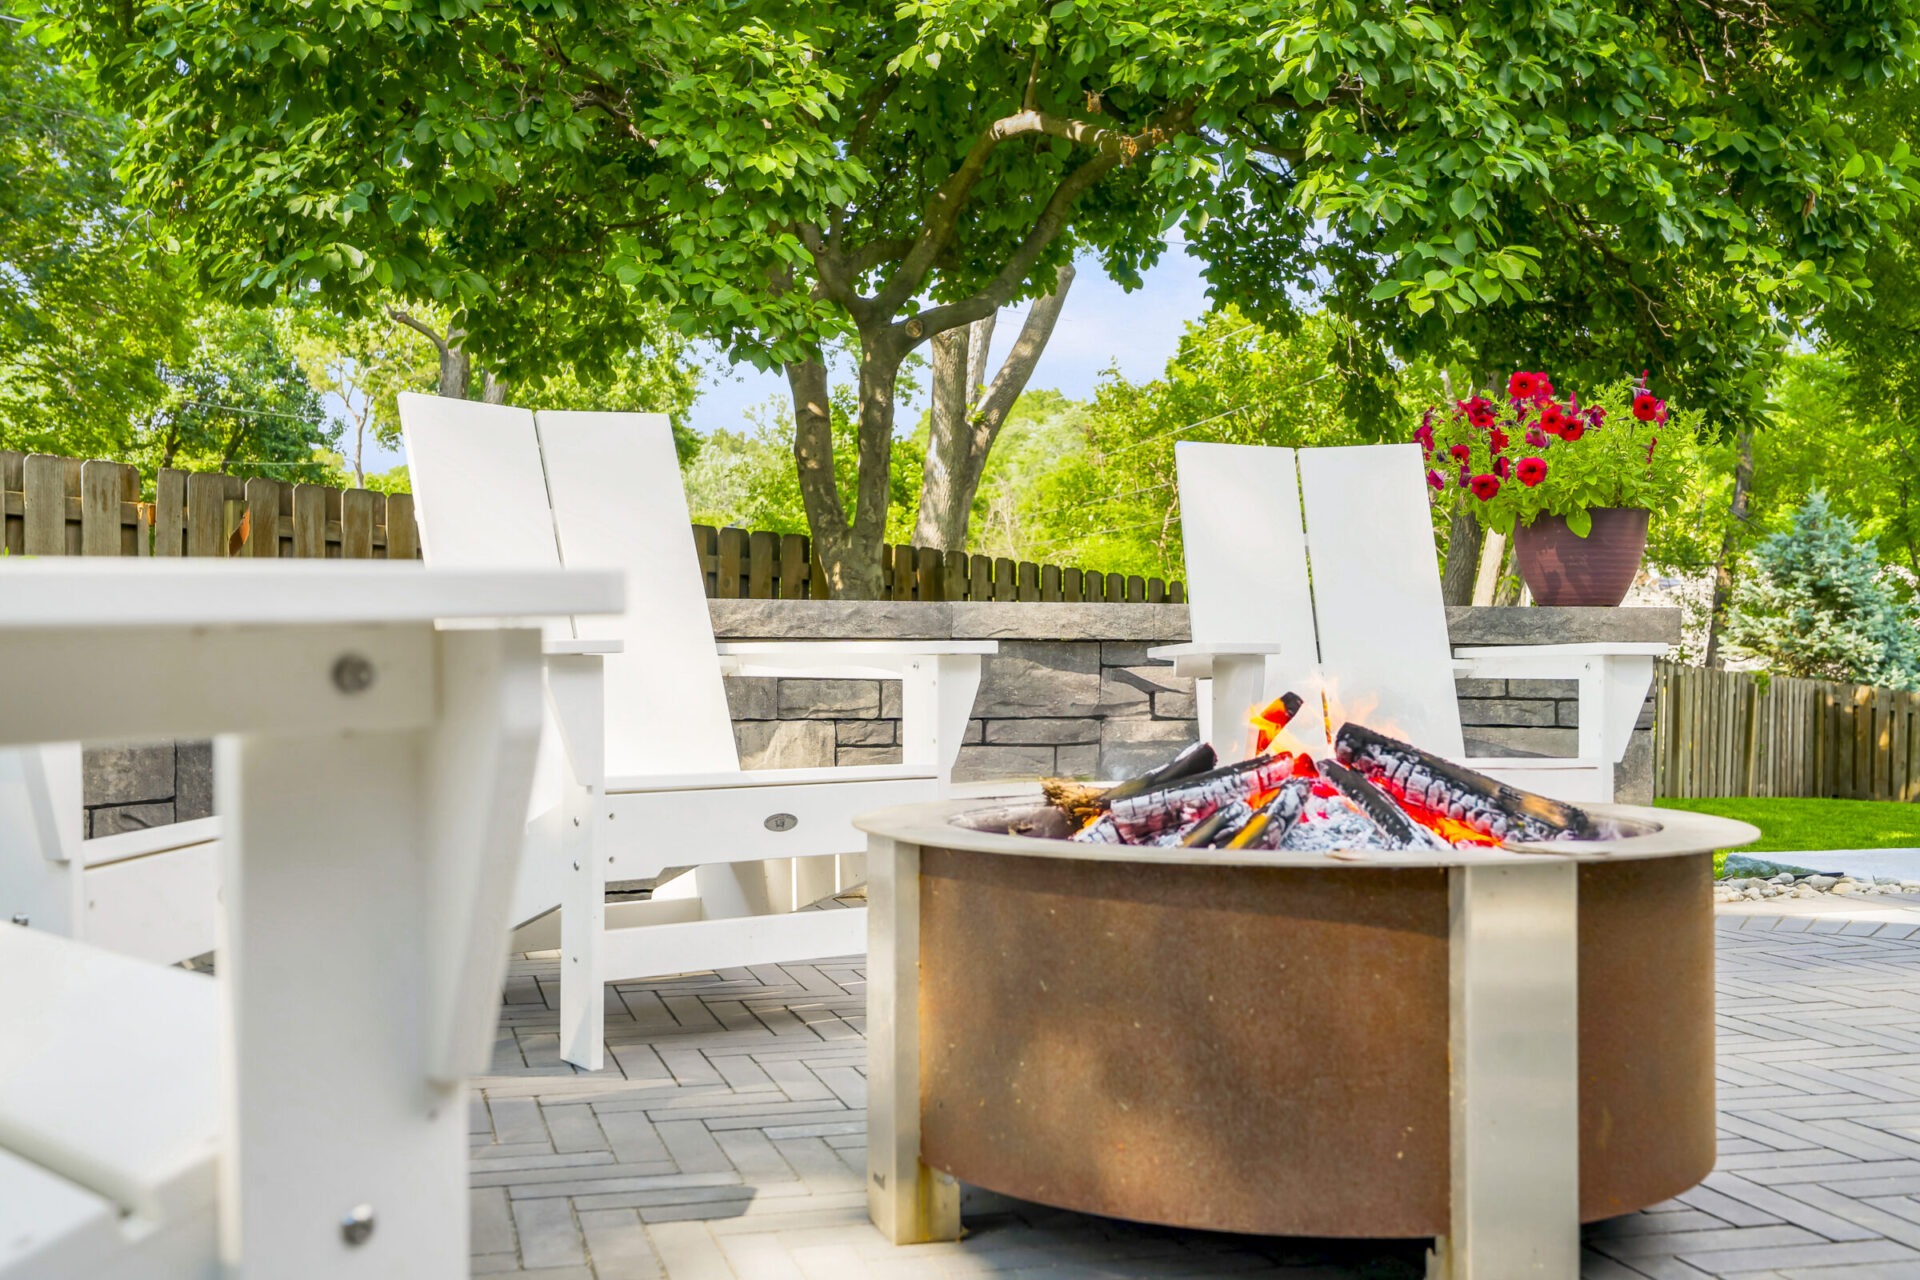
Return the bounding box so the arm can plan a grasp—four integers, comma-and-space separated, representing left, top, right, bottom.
1724, 492, 1920, 688
0, 20, 188, 456
42, 0, 1916, 592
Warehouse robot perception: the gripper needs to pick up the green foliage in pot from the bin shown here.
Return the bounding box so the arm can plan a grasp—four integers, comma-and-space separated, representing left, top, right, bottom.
1417, 372, 1702, 537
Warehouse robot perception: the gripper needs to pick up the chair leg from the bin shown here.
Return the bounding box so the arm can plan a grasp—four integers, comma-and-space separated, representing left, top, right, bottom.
559, 778, 605, 1071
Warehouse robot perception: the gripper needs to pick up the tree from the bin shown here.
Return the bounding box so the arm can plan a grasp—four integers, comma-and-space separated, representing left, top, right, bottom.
280, 307, 439, 486
49, 0, 1919, 594
1011, 308, 1395, 579
1724, 492, 1920, 688
0, 19, 189, 456
914, 262, 1074, 551
136, 306, 340, 481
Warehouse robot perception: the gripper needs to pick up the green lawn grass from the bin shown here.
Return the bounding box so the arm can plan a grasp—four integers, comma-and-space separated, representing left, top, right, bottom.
1655, 796, 1920, 876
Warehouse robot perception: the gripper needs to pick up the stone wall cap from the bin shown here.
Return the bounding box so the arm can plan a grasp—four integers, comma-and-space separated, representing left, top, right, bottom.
713, 599, 1682, 648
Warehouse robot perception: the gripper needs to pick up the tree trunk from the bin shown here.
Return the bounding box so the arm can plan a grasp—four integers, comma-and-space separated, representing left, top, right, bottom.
1440, 504, 1484, 606
912, 263, 1075, 551
1705, 424, 1756, 668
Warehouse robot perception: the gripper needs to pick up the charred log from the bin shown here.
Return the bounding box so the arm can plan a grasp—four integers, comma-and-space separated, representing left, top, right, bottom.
1102, 741, 1217, 806
1333, 723, 1598, 843
1108, 755, 1295, 842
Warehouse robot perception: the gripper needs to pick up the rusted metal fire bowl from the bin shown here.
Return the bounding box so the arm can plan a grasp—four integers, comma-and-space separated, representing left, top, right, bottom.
855, 797, 1757, 1239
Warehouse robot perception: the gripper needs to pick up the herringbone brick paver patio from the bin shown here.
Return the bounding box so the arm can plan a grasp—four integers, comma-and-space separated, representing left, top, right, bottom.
471, 904, 1920, 1279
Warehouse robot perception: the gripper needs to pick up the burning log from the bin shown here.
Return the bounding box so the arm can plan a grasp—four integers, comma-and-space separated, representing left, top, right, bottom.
1224, 778, 1312, 850
1333, 723, 1598, 843
1102, 741, 1218, 805
1250, 693, 1305, 753
1070, 813, 1123, 844
1178, 799, 1255, 848
1321, 761, 1449, 851
1108, 755, 1297, 842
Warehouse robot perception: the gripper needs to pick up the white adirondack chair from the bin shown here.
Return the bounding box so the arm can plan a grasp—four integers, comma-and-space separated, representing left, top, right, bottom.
1153, 442, 1665, 803
0, 924, 219, 1279
0, 746, 218, 966
399, 394, 992, 1070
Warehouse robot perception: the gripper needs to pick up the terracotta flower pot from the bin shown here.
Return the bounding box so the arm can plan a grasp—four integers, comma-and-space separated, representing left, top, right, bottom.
1513, 508, 1649, 607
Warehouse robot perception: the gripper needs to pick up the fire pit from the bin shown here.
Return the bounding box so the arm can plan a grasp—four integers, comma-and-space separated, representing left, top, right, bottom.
856, 728, 1757, 1276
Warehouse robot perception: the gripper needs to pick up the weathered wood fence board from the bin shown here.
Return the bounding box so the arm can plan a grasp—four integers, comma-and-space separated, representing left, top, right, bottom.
1654, 660, 1920, 802
2, 450, 417, 560
3, 450, 1181, 601
685, 523, 1182, 603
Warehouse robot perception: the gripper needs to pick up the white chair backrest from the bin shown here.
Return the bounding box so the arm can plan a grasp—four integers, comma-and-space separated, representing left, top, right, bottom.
1177, 440, 1467, 758
399, 395, 572, 642
401, 395, 741, 779
534, 411, 739, 777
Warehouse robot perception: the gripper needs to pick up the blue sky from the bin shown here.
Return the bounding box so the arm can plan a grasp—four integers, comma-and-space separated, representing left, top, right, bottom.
360, 243, 1214, 471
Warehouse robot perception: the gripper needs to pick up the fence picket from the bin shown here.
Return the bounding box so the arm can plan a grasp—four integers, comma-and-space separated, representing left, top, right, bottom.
80, 460, 131, 556
340, 489, 377, 558
23, 455, 70, 555
384, 493, 419, 560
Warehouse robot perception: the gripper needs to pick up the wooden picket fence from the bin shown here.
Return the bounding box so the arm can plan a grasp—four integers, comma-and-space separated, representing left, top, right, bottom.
691, 524, 1184, 603
1, 452, 417, 560
1654, 659, 1920, 801
3, 450, 1182, 601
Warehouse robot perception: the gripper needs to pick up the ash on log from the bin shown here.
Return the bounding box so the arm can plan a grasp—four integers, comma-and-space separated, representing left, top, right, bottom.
1334, 723, 1597, 843
1108, 755, 1296, 842
1321, 761, 1448, 851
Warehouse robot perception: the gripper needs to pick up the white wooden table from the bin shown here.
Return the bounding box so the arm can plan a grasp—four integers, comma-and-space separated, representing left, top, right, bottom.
0, 560, 620, 1279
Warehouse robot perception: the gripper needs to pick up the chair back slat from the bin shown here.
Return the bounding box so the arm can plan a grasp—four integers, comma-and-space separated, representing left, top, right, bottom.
534, 411, 740, 777
398, 394, 572, 642
1174, 442, 1319, 662
1295, 444, 1466, 758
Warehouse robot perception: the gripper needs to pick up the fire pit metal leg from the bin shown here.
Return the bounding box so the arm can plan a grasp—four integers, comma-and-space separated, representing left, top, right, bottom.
1438, 862, 1580, 1279
866, 835, 960, 1244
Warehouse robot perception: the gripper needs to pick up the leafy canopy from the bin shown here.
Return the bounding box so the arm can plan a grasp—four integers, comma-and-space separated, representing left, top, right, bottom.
40, 0, 1917, 401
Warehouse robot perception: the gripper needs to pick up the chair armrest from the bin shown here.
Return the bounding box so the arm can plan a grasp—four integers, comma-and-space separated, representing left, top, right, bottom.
1145, 642, 1283, 681
716, 639, 996, 680
544, 638, 623, 656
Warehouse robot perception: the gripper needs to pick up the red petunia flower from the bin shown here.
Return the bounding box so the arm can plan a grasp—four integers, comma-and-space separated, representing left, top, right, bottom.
1560, 422, 1586, 442
1469, 406, 1498, 430
1632, 391, 1661, 422
1494, 455, 1511, 479
1517, 456, 1548, 486
1415, 423, 1435, 453
1507, 371, 1540, 401
1644, 437, 1658, 462
1525, 427, 1550, 447
1588, 405, 1607, 425
1469, 473, 1502, 501
1538, 403, 1568, 435
1458, 464, 1471, 487
1427, 467, 1444, 490
1488, 427, 1510, 453
1653, 400, 1668, 424
1449, 443, 1471, 461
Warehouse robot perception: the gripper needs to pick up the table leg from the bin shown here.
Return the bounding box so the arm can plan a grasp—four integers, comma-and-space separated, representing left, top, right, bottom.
217, 629, 542, 1277
1436, 862, 1580, 1279
866, 836, 960, 1244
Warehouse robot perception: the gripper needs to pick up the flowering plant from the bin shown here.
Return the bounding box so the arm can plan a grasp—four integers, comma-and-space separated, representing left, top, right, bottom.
1416, 370, 1699, 537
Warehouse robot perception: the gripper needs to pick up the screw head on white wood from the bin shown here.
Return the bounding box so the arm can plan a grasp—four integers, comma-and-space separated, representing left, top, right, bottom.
8, 914, 26, 927
765, 813, 799, 832
340, 1203, 375, 1246
331, 654, 376, 694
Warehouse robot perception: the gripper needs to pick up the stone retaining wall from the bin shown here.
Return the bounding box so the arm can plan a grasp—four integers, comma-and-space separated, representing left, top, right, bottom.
81, 603, 1679, 822
711, 601, 1675, 803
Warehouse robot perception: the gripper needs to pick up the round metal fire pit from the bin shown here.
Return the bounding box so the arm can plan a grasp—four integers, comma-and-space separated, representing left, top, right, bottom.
855, 796, 1757, 1241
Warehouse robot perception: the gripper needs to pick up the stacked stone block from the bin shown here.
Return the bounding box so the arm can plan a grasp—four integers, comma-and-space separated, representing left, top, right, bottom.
80, 741, 214, 837
725, 639, 1203, 783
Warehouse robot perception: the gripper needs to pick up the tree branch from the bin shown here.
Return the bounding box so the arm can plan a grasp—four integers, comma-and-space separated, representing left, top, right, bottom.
874, 100, 1195, 315
901, 102, 1194, 340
